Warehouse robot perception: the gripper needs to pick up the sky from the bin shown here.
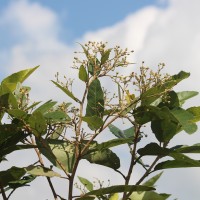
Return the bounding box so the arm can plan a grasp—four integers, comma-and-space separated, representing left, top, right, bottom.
1, 0, 200, 199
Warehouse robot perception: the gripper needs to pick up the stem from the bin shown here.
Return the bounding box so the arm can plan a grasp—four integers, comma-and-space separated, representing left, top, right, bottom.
68, 157, 81, 200
30, 136, 58, 199
122, 124, 140, 200
0, 183, 7, 200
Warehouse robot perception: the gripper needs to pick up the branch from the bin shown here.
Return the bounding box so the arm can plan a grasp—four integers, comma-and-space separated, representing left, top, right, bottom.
0, 183, 7, 200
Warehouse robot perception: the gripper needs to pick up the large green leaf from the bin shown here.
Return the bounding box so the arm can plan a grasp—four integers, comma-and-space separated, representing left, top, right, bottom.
79, 65, 88, 82
37, 138, 75, 173
86, 79, 104, 118
138, 143, 172, 157
82, 116, 104, 130
92, 138, 133, 152
170, 108, 197, 134
78, 176, 93, 191
83, 148, 120, 170
83, 185, 154, 196
173, 143, 200, 153
0, 124, 26, 156
51, 80, 80, 103
44, 111, 70, 122
1, 66, 39, 93
33, 100, 57, 114
154, 154, 200, 170
130, 191, 170, 200
8, 175, 36, 189
0, 167, 26, 187
0, 145, 36, 160
28, 111, 47, 137
141, 71, 190, 105
7, 109, 27, 119
25, 165, 61, 177
177, 91, 198, 106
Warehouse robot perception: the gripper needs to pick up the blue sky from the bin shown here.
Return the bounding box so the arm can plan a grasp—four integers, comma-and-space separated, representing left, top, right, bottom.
1, 0, 200, 199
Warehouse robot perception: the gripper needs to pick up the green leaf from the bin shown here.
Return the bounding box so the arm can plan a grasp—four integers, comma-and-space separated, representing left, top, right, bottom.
138, 143, 172, 157
108, 124, 135, 140
79, 65, 88, 82
83, 185, 154, 196
142, 172, 163, 187
187, 106, 200, 122
0, 167, 26, 187
37, 138, 75, 173
141, 71, 190, 105
177, 91, 198, 106
78, 176, 93, 191
33, 100, 57, 114
1, 66, 39, 92
0, 92, 18, 109
25, 165, 61, 177
44, 111, 70, 122
86, 79, 104, 118
28, 111, 47, 137
83, 148, 120, 170
154, 154, 200, 170
101, 49, 112, 65
0, 124, 26, 155
93, 138, 133, 151
0, 145, 37, 159
173, 143, 200, 153
170, 108, 197, 134
130, 191, 170, 200
8, 175, 36, 189
51, 80, 80, 103
88, 58, 101, 76
7, 109, 27, 119
82, 116, 104, 130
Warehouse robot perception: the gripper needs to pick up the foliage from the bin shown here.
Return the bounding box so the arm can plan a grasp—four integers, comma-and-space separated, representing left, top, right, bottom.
0, 41, 200, 200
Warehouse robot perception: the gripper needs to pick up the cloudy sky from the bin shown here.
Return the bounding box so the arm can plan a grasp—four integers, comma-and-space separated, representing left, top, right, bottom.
1, 0, 200, 199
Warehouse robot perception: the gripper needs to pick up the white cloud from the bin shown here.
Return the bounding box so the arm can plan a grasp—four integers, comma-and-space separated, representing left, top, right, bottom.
1, 0, 200, 199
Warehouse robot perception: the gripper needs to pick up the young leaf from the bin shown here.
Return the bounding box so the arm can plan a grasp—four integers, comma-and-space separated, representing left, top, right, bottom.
78, 176, 93, 191
51, 80, 80, 103
79, 65, 88, 82
109, 193, 119, 200
170, 107, 197, 134
101, 49, 112, 65
25, 165, 61, 177
86, 79, 104, 117
187, 106, 200, 122
177, 91, 198, 106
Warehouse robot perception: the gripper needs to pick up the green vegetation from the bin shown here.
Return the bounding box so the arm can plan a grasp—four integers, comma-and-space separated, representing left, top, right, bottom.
0, 41, 200, 200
